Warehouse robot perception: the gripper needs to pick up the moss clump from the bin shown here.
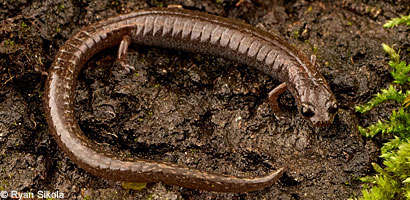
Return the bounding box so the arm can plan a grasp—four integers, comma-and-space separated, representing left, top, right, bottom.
354, 14, 410, 200
121, 182, 147, 191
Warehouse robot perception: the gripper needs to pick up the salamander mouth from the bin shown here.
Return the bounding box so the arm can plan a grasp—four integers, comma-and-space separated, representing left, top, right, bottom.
313, 121, 331, 127
311, 114, 336, 127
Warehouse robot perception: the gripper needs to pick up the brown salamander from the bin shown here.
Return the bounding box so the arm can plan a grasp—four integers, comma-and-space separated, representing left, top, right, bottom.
44, 8, 337, 192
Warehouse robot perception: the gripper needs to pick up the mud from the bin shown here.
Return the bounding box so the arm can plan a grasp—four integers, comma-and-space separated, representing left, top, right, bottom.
1, 0, 409, 199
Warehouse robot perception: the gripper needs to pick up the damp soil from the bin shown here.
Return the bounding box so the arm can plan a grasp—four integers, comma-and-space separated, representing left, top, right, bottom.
1, 0, 409, 199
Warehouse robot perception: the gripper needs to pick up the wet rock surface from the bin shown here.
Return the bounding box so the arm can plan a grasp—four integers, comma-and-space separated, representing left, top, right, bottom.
1, 0, 409, 199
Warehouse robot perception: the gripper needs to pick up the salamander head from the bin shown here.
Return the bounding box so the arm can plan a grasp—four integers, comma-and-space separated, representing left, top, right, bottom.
294, 77, 338, 127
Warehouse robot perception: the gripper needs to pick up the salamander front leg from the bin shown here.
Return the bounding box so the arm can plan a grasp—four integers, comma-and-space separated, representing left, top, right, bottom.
268, 82, 287, 119
117, 35, 135, 72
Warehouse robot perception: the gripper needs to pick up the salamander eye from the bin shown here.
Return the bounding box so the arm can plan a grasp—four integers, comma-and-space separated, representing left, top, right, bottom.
300, 104, 315, 118
328, 103, 338, 114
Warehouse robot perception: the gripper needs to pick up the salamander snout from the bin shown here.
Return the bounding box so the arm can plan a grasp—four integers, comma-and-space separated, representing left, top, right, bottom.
299, 100, 338, 127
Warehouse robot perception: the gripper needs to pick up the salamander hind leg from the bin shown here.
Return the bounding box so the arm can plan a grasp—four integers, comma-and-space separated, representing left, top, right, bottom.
268, 82, 288, 120
117, 35, 135, 72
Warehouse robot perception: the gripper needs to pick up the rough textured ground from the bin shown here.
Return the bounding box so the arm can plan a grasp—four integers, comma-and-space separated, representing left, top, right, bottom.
1, 0, 409, 199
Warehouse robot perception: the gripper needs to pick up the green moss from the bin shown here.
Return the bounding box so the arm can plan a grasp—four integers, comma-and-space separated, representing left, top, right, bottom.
293, 31, 300, 39
1, 179, 10, 189
4, 39, 15, 47
21, 21, 28, 29
313, 44, 318, 55
121, 182, 147, 190
355, 15, 410, 200
383, 14, 410, 28
355, 84, 408, 114
307, 6, 312, 13
147, 194, 153, 200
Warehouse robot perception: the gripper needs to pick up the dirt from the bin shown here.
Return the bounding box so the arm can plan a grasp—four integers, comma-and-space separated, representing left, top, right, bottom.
1, 0, 409, 199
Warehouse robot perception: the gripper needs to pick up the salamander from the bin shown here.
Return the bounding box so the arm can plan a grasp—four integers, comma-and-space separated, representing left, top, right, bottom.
44, 8, 337, 192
